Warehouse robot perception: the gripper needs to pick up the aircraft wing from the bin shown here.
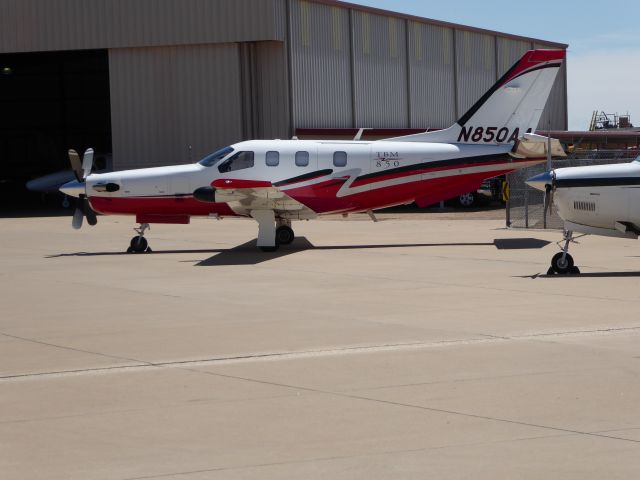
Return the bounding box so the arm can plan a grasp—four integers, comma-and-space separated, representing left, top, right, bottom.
210, 179, 317, 219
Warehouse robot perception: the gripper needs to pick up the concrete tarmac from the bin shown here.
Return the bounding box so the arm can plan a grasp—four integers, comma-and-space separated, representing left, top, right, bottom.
1, 215, 640, 479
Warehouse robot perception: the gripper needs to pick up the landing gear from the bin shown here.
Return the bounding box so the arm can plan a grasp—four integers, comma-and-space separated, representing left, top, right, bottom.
547, 230, 580, 275
458, 192, 477, 208
276, 225, 295, 245
251, 212, 296, 252
127, 223, 152, 253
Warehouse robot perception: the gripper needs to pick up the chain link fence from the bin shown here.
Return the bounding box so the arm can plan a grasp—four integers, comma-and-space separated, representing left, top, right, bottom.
506, 150, 639, 229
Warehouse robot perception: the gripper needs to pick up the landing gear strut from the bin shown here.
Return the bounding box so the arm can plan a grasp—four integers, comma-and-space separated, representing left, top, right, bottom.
548, 230, 580, 275
127, 223, 152, 253
251, 212, 296, 252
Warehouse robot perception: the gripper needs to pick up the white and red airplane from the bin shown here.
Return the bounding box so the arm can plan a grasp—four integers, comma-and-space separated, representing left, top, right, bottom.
61, 49, 565, 252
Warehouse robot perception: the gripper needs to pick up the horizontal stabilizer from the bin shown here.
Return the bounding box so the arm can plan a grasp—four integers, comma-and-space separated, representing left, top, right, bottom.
511, 134, 566, 159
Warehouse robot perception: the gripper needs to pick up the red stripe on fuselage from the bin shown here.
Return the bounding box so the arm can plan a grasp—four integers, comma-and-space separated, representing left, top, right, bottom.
88, 158, 540, 218
89, 196, 237, 217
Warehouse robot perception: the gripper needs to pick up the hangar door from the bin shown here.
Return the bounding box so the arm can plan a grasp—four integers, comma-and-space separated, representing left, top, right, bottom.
0, 50, 111, 210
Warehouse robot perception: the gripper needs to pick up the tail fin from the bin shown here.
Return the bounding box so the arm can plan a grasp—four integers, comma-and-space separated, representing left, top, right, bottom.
390, 49, 565, 144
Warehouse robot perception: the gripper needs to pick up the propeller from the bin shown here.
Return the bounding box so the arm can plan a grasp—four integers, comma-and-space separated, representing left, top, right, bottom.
67, 148, 98, 230
543, 124, 555, 216
543, 181, 555, 217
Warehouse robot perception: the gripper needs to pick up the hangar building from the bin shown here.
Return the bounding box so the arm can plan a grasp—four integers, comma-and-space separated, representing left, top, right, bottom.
0, 0, 567, 203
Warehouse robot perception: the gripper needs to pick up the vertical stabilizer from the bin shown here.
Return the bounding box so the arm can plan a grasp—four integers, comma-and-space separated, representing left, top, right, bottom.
390, 49, 565, 144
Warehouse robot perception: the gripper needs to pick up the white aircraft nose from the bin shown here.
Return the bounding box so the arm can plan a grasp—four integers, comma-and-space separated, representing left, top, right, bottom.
526, 171, 554, 191
59, 179, 85, 198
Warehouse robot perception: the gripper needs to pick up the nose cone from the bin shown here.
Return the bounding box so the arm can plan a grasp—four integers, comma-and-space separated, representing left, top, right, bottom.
59, 179, 85, 198
526, 171, 554, 191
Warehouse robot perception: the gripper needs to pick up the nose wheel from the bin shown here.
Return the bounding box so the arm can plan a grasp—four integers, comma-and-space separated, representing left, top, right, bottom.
127, 223, 152, 253
547, 230, 581, 275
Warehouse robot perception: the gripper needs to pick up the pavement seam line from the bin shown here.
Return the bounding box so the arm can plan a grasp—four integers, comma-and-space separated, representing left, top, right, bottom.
0, 331, 151, 367
118, 431, 579, 480
2, 325, 639, 381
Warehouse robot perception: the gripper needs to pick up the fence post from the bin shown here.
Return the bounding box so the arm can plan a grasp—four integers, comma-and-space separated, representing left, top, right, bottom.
524, 188, 529, 228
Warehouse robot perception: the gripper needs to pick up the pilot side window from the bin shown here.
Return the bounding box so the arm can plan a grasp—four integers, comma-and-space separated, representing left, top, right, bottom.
218, 151, 255, 173
265, 151, 279, 167
295, 151, 309, 167
333, 151, 347, 167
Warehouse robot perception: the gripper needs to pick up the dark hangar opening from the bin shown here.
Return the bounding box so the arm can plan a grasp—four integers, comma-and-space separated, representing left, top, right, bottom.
0, 49, 111, 212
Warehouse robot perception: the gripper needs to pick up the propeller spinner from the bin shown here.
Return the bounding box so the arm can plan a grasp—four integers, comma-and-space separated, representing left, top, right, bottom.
526, 170, 556, 216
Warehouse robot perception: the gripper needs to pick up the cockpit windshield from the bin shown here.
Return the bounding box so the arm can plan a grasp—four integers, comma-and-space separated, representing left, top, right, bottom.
198, 146, 234, 167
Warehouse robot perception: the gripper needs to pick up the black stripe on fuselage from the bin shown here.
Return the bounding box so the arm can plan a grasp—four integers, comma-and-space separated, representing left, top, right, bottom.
355, 153, 512, 182
556, 177, 640, 188
273, 169, 334, 187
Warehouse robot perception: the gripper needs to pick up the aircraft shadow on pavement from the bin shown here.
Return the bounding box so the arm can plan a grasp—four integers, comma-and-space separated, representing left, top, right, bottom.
46, 237, 551, 264
493, 238, 551, 250
195, 237, 551, 266
46, 248, 226, 258
196, 238, 502, 266
519, 271, 640, 279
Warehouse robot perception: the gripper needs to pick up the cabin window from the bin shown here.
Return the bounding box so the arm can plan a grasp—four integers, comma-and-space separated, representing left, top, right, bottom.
295, 151, 309, 167
333, 151, 347, 167
198, 146, 234, 167
265, 151, 280, 167
218, 151, 254, 173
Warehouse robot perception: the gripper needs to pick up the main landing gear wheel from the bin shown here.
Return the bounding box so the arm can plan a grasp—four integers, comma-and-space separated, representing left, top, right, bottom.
275, 225, 295, 245
458, 192, 476, 208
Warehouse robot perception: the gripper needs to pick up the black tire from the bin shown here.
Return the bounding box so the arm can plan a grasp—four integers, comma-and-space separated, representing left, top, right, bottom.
276, 225, 295, 245
551, 252, 574, 274
458, 192, 476, 208
129, 236, 148, 253
260, 245, 279, 252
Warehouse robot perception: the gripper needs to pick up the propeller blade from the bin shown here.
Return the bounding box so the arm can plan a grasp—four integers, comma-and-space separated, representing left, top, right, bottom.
543, 185, 550, 216
68, 149, 83, 182
543, 184, 554, 217
81, 148, 94, 180
83, 197, 98, 226
72, 206, 84, 229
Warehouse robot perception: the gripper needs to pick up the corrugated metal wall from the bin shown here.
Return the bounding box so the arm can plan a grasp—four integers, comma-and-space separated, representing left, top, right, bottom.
255, 42, 290, 139
286, 1, 567, 132
1, 0, 568, 171
352, 10, 408, 128
496, 38, 532, 76
289, 0, 353, 128
454, 30, 496, 119
0, 0, 285, 53
408, 22, 456, 129
109, 44, 244, 170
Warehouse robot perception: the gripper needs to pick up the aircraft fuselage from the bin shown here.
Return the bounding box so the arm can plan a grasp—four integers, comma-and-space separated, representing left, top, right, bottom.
80, 139, 538, 223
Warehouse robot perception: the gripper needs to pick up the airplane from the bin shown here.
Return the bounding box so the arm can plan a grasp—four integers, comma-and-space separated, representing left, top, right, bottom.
527, 155, 640, 274
59, 49, 566, 253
